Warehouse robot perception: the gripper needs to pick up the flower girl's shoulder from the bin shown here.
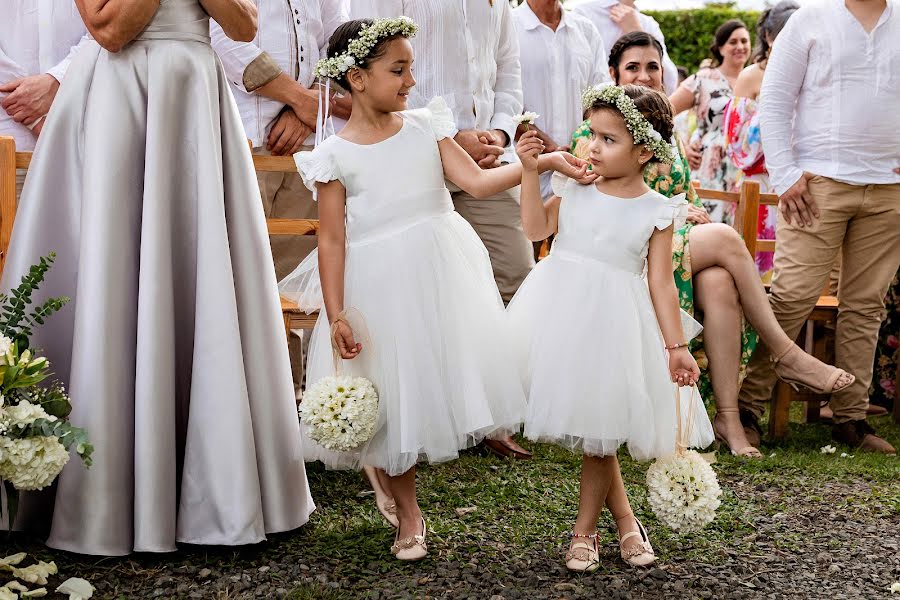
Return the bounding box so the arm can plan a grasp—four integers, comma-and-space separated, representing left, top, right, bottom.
293, 139, 343, 197
403, 97, 457, 141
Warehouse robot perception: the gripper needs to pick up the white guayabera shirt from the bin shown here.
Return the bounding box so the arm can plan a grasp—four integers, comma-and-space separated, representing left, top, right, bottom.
514, 2, 611, 198
572, 0, 679, 94
346, 0, 524, 156
211, 0, 346, 148
0, 0, 91, 151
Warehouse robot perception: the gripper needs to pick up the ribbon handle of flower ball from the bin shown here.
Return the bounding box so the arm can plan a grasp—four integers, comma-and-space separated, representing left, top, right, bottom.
673, 383, 698, 455
314, 77, 333, 148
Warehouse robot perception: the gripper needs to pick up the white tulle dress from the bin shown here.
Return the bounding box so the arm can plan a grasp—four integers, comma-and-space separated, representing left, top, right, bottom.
279, 98, 525, 476
507, 174, 714, 460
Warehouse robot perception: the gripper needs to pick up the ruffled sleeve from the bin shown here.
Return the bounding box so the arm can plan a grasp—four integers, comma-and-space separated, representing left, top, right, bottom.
655, 193, 688, 231
550, 171, 570, 198
293, 146, 340, 198
425, 96, 458, 141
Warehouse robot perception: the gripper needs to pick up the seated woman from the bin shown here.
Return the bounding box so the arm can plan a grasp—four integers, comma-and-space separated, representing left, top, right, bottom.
571, 32, 854, 457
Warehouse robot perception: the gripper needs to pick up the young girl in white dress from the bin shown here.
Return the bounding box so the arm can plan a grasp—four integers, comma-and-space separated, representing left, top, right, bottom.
279, 17, 589, 561
508, 84, 714, 571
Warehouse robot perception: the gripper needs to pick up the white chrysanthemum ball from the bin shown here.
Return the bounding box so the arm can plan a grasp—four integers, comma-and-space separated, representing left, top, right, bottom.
0, 436, 70, 490
646, 449, 721, 532
299, 375, 379, 452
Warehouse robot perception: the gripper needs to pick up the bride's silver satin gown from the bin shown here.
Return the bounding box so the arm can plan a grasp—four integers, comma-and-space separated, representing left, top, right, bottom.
0, 0, 315, 555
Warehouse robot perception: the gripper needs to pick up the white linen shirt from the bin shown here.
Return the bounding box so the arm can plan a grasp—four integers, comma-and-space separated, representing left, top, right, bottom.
514, 4, 610, 148
514, 3, 610, 198
346, 0, 524, 152
211, 0, 346, 148
572, 0, 678, 94
759, 0, 900, 195
0, 0, 91, 151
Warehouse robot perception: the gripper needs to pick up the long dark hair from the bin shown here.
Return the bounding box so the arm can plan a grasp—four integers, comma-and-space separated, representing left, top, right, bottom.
709, 19, 748, 66
607, 31, 664, 83
752, 1, 799, 64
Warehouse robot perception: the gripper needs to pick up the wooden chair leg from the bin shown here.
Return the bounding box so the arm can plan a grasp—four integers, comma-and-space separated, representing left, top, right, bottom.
769, 381, 793, 440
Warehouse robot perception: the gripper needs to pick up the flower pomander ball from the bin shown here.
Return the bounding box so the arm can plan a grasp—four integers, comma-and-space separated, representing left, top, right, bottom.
646, 449, 722, 532
299, 375, 378, 452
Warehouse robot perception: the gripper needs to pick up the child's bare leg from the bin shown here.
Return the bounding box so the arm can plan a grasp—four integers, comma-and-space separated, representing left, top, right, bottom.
385, 466, 423, 540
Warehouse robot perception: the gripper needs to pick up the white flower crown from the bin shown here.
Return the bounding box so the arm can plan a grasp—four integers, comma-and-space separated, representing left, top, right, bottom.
315, 17, 418, 81
581, 85, 675, 164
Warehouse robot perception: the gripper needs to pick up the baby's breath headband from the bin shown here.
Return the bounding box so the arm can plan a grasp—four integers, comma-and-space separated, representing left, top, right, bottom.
315, 16, 418, 81
581, 85, 675, 164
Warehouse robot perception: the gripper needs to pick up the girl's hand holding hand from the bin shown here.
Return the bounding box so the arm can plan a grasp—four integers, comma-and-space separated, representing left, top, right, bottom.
332, 319, 362, 360
668, 348, 700, 387
515, 130, 543, 171
548, 151, 598, 184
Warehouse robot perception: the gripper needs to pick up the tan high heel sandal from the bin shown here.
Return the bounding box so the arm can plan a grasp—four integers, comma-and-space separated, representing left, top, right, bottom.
565, 531, 600, 573
772, 343, 855, 394
391, 518, 428, 561
617, 515, 655, 567
714, 408, 762, 458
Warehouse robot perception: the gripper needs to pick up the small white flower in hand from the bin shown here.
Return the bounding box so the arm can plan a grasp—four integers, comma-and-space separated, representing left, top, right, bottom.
891, 582, 900, 594
514, 112, 540, 129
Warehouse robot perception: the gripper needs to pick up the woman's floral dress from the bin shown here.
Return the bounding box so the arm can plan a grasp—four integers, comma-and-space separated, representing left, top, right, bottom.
872, 269, 899, 410
723, 95, 776, 283
680, 67, 739, 223
571, 126, 759, 406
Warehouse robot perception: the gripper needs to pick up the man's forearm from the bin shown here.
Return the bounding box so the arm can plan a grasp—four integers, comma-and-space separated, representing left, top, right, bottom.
254, 72, 319, 126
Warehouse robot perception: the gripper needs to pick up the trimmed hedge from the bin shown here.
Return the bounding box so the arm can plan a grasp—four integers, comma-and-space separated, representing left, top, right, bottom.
643, 8, 761, 72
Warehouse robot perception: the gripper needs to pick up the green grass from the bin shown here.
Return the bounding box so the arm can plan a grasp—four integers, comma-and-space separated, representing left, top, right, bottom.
278, 407, 899, 583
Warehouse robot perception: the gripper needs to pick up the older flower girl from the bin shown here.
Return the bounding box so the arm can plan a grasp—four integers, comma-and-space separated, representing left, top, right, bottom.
279, 17, 589, 561
509, 84, 714, 570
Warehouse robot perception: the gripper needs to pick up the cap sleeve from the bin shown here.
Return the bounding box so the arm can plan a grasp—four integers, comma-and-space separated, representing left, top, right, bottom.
293, 145, 340, 199
655, 193, 688, 231
426, 96, 458, 141
550, 171, 570, 197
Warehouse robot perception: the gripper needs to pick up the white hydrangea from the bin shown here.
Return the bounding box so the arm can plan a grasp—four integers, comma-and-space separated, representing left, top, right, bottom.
646, 449, 722, 533
299, 375, 378, 452
0, 436, 69, 491
0, 401, 54, 434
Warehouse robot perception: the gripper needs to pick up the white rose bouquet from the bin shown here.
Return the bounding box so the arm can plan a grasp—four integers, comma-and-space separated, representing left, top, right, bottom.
0, 254, 93, 528
645, 386, 721, 532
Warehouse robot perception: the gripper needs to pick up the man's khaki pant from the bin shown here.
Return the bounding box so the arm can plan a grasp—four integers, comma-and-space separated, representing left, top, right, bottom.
254, 146, 318, 392
452, 186, 535, 304
739, 177, 900, 423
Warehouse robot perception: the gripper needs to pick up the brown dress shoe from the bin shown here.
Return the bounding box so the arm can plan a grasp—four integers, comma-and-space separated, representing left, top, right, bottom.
739, 408, 762, 449
832, 420, 896, 455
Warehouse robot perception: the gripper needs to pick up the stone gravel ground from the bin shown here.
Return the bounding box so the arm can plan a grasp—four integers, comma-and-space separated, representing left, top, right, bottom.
4, 414, 899, 600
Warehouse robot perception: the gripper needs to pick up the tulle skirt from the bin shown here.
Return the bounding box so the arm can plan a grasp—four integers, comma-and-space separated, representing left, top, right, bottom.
507, 252, 714, 460
280, 211, 525, 476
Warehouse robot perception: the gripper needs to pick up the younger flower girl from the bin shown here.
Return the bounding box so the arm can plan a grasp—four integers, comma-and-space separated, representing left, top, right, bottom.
508, 84, 714, 571
279, 17, 589, 561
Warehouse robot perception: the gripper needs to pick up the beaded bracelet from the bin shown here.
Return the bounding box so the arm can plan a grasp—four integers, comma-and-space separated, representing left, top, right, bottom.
665, 342, 689, 351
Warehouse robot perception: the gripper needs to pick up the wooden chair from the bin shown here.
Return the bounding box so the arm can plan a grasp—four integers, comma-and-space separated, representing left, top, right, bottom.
694, 180, 840, 439
0, 135, 318, 342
